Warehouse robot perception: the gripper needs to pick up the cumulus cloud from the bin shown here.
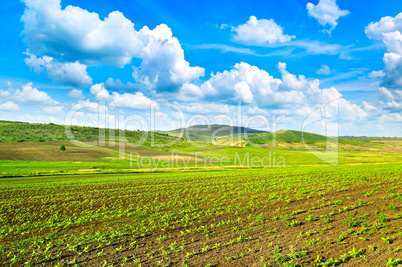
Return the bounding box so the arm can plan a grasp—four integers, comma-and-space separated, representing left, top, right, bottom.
316, 65, 331, 75
215, 62, 282, 96
365, 13, 402, 40
175, 61, 367, 122
132, 24, 205, 92
67, 89, 84, 99
231, 16, 295, 46
306, 87, 368, 121
21, 0, 204, 91
365, 13, 402, 88
278, 62, 320, 91
180, 102, 233, 115
104, 78, 136, 91
379, 87, 395, 101
384, 100, 402, 111
42, 106, 64, 115
22, 0, 141, 67
111, 92, 157, 109
379, 87, 402, 112
362, 101, 377, 112
0, 101, 20, 112
90, 83, 112, 101
338, 98, 368, 121
90, 83, 156, 109
382, 52, 402, 87
234, 81, 253, 103
13, 83, 57, 104
0, 90, 10, 98
368, 70, 385, 79
203, 62, 284, 105
25, 54, 92, 87
306, 0, 349, 33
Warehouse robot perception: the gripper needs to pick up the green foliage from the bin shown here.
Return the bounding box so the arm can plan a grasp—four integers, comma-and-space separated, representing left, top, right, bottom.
0, 164, 401, 266
247, 129, 329, 144
60, 145, 66, 151
0, 121, 191, 149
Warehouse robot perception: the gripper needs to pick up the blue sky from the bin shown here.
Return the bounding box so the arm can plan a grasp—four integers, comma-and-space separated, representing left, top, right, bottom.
0, 0, 401, 136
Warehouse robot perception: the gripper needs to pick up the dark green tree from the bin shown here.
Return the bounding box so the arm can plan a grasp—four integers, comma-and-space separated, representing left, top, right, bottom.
60, 145, 66, 151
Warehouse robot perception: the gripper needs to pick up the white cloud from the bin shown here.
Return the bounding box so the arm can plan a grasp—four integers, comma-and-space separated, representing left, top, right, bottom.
306, 0, 349, 33
384, 100, 402, 111
365, 14, 402, 88
176, 61, 365, 120
42, 106, 64, 115
176, 83, 205, 102
219, 23, 229, 29
133, 24, 205, 92
0, 101, 20, 112
271, 90, 306, 105
104, 78, 136, 91
316, 65, 331, 75
338, 98, 368, 121
25, 54, 92, 87
362, 101, 377, 112
203, 62, 283, 105
379, 87, 395, 101
90, 83, 112, 101
175, 62, 284, 104
306, 87, 367, 121
365, 13, 402, 40
68, 89, 84, 99
180, 102, 233, 114
234, 81, 253, 103
278, 62, 310, 90
378, 112, 402, 123
368, 70, 385, 79
13, 83, 57, 104
21, 0, 203, 91
90, 83, 156, 109
379, 87, 402, 112
382, 52, 402, 87
22, 0, 141, 67
231, 16, 295, 45
112, 92, 156, 109
0, 90, 10, 98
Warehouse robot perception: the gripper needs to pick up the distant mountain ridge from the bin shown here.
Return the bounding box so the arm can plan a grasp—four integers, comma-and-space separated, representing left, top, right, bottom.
165, 124, 268, 141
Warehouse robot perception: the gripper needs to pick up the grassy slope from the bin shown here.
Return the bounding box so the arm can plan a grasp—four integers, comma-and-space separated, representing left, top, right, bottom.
0, 120, 191, 148
247, 129, 328, 144
0, 122, 401, 177
166, 124, 267, 140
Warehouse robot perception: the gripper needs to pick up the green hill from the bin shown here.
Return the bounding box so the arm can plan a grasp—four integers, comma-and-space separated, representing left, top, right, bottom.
247, 129, 330, 144
166, 124, 268, 141
0, 120, 191, 148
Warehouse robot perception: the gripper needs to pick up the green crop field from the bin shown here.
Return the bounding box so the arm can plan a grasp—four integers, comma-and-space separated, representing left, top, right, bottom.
1, 165, 402, 266
0, 122, 401, 266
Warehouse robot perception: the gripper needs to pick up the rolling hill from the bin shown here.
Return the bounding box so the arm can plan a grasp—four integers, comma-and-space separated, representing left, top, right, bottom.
0, 120, 191, 148
165, 124, 268, 142
247, 129, 330, 144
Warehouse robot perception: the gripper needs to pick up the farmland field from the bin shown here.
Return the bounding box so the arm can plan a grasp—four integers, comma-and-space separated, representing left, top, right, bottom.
1, 122, 402, 266
1, 164, 402, 266
2, 1, 402, 266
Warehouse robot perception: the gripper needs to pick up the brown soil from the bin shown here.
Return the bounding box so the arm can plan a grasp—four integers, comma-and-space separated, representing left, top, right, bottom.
1, 166, 401, 266
0, 141, 115, 161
